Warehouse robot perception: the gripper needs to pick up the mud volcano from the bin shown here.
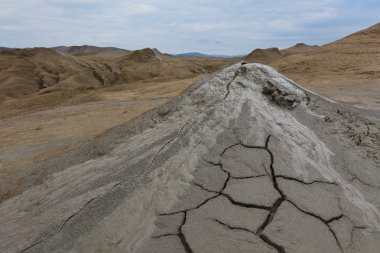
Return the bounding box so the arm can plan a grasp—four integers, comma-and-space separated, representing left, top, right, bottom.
1, 63, 380, 253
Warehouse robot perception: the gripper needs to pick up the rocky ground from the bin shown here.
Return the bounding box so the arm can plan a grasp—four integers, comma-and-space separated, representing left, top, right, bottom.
1, 63, 379, 253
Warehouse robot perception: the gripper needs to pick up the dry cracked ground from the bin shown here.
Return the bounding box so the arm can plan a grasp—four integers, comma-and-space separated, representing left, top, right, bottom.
139, 136, 351, 253
1, 63, 380, 253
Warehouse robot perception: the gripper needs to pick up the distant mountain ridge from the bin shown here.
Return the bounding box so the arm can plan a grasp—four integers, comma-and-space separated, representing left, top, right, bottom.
0, 47, 11, 52
174, 52, 243, 58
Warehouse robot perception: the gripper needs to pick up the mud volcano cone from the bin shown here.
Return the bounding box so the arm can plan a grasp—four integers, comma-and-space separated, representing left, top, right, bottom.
2, 63, 380, 253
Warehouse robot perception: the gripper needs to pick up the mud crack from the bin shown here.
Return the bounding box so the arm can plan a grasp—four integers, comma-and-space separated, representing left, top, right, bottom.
212, 217, 285, 253
19, 197, 97, 253
199, 135, 287, 252
276, 175, 338, 186
153, 211, 194, 253
155, 134, 347, 253
223, 63, 246, 100
178, 212, 194, 253
266, 136, 344, 252
157, 136, 279, 252
287, 200, 344, 252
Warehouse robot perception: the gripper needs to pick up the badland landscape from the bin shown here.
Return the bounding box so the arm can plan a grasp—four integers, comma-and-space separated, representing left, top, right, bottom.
0, 1, 379, 252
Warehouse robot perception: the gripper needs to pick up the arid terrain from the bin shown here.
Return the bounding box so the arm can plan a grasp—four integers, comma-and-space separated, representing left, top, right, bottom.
1, 62, 380, 253
245, 23, 380, 109
0, 22, 379, 253
0, 47, 234, 202
0, 23, 379, 204
1, 23, 379, 203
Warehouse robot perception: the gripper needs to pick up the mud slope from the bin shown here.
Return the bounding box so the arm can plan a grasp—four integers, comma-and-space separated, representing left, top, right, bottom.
1, 63, 379, 253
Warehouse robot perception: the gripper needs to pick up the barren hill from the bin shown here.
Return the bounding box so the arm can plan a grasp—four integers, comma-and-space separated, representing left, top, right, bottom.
244, 47, 283, 64
52, 45, 131, 57
0, 48, 114, 99
1, 63, 379, 253
282, 43, 318, 55
114, 48, 229, 83
245, 23, 380, 109
0, 47, 233, 102
331, 22, 380, 46
243, 43, 318, 64
272, 23, 380, 84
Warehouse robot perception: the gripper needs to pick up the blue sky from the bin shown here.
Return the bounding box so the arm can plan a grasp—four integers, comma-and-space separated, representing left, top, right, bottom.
0, 0, 379, 54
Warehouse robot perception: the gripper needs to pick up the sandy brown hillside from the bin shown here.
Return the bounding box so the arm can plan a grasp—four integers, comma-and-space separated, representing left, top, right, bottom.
244, 47, 283, 64
243, 44, 318, 64
273, 23, 380, 84
282, 43, 318, 55
0, 48, 120, 100
245, 23, 380, 109
331, 22, 380, 45
0, 46, 233, 121
0, 47, 232, 102
115, 48, 231, 83
53, 45, 131, 57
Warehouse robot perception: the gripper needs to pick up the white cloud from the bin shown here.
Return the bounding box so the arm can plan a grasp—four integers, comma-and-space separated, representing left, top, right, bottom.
0, 0, 378, 54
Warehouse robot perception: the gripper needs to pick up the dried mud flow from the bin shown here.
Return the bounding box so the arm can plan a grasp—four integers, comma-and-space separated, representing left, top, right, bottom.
1, 63, 379, 253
